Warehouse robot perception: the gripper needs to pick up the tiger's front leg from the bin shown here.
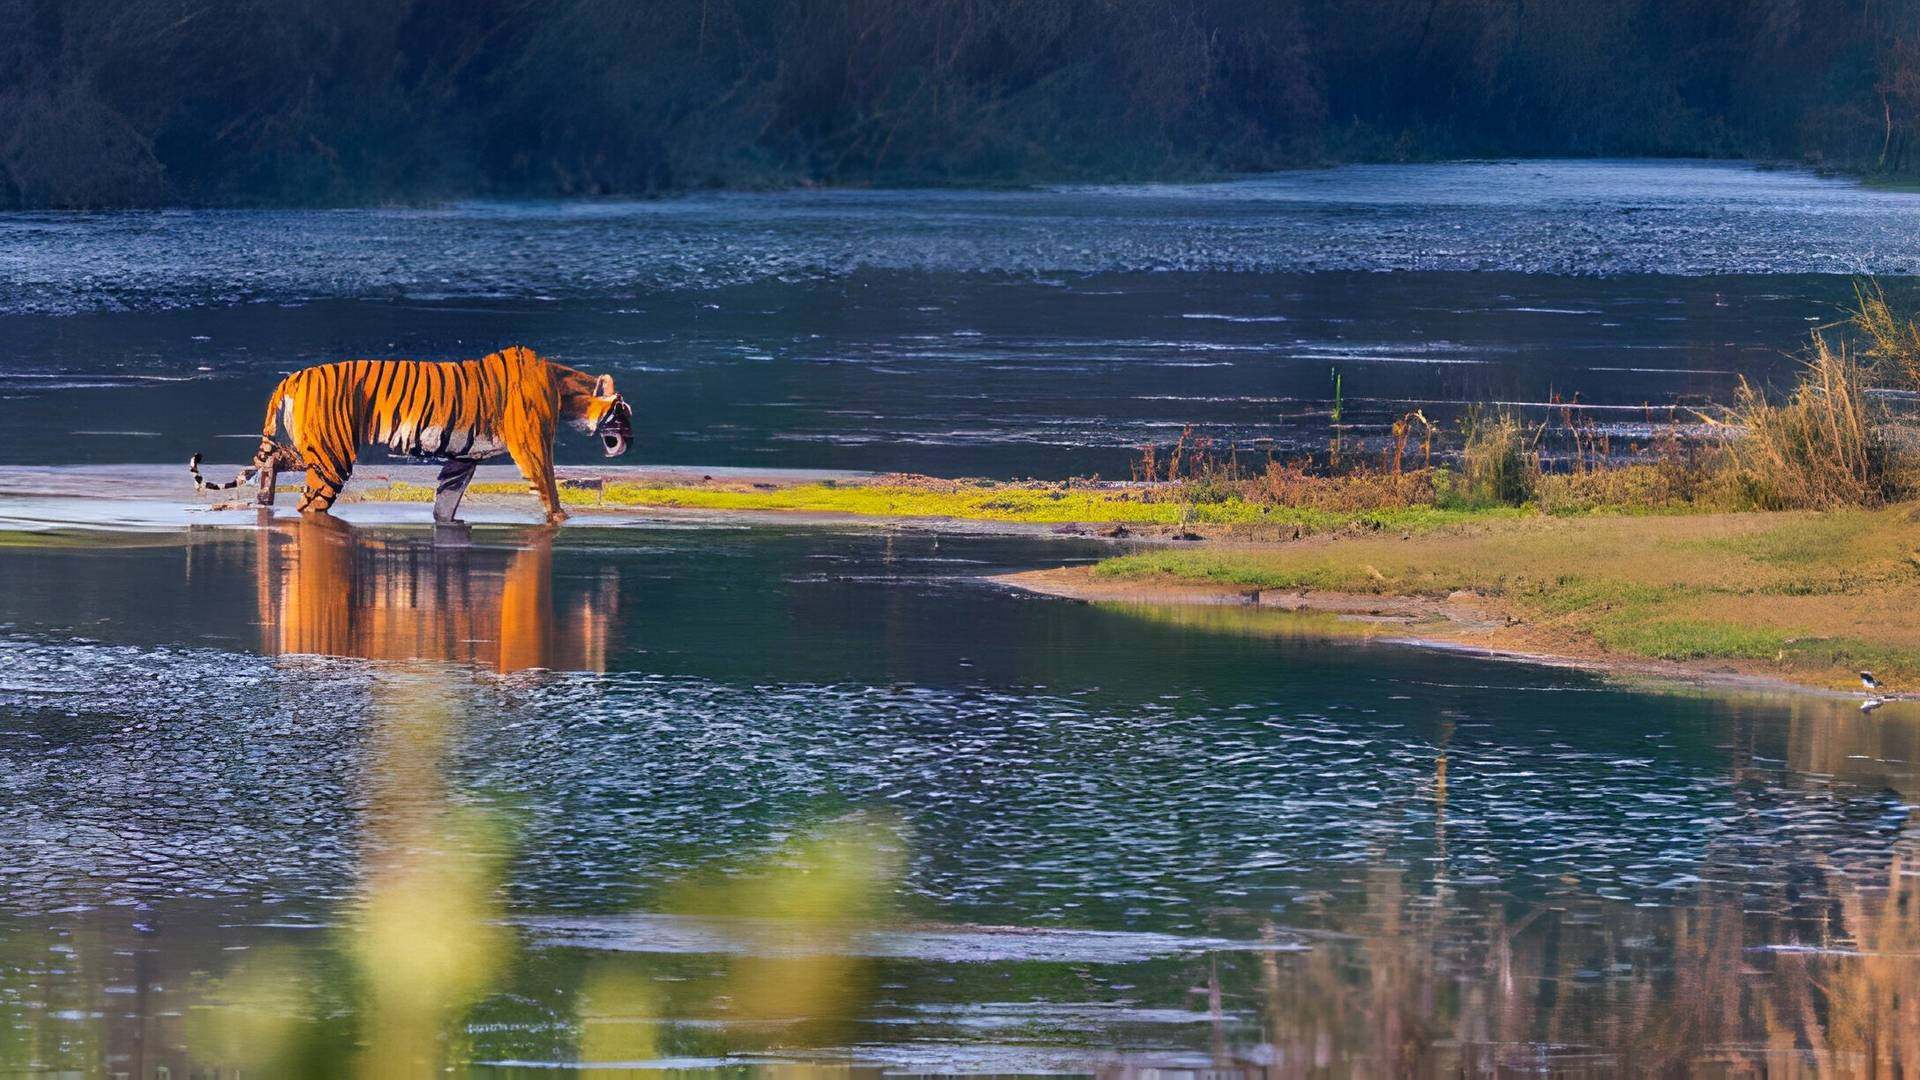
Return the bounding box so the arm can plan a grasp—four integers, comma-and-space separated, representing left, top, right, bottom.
434, 459, 479, 523
508, 443, 567, 524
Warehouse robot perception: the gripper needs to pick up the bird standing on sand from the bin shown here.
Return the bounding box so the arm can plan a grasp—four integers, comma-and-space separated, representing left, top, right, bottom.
1862, 671, 1882, 693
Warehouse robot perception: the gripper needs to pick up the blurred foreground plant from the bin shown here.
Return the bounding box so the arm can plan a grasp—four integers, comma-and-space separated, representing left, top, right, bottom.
190, 672, 512, 1078
181, 673, 905, 1075
576, 816, 906, 1065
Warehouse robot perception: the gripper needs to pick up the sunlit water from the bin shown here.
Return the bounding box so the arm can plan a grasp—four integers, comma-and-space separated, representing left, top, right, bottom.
2, 518, 1917, 1073
7, 160, 1920, 475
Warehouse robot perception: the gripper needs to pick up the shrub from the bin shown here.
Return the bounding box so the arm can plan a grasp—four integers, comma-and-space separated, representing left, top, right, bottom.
1450, 409, 1539, 508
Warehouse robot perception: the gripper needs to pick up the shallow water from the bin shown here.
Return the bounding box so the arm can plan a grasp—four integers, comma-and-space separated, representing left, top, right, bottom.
1, 519, 1917, 1073
5, 160, 1916, 475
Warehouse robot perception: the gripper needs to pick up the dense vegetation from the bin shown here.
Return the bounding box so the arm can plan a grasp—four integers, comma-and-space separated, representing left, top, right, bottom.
5, 0, 1920, 208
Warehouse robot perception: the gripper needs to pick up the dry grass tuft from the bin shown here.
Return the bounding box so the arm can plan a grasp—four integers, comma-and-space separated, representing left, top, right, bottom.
1719, 335, 1891, 510
1251, 460, 1434, 512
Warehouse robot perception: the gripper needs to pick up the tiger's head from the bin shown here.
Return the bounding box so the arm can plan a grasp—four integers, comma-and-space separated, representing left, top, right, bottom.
560, 369, 634, 457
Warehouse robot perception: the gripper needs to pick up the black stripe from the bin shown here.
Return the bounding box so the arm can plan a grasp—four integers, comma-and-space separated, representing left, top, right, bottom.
369, 362, 398, 436
384, 362, 417, 445
437, 365, 465, 456
420, 364, 446, 452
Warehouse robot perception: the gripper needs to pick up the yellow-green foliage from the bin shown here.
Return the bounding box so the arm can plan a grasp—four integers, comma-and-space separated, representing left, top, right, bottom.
375, 478, 1514, 531
598, 481, 1246, 523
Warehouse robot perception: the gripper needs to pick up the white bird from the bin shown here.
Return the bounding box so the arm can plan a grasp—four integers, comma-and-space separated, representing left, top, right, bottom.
1861, 671, 1882, 693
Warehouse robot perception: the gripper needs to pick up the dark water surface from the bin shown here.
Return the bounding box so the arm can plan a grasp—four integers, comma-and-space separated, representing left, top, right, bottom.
1, 519, 1916, 1073
8, 160, 1920, 476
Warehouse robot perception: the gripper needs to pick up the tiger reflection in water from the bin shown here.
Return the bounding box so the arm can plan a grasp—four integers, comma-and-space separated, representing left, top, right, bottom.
254, 516, 618, 673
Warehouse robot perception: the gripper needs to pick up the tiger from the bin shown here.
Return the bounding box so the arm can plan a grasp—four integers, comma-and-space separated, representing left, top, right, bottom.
189, 345, 633, 524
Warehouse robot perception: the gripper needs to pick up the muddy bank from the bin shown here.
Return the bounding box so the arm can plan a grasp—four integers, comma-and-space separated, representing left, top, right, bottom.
992, 564, 1891, 702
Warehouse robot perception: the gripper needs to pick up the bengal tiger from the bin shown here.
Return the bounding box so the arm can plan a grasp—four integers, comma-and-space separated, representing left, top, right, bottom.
189, 345, 632, 523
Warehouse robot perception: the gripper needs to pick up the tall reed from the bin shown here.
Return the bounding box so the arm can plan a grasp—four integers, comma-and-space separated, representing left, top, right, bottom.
1721, 335, 1889, 510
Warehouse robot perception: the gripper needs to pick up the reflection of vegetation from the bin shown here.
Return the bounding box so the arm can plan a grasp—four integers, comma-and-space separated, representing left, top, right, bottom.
1093, 598, 1397, 642
1236, 851, 1920, 1074
0, 528, 188, 549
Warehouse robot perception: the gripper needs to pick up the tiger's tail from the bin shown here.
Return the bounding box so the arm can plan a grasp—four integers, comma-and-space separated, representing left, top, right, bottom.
191, 378, 294, 491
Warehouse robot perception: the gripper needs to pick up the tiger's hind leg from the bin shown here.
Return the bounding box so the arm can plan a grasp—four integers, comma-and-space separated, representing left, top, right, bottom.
297, 455, 353, 515
257, 444, 301, 508
433, 459, 479, 523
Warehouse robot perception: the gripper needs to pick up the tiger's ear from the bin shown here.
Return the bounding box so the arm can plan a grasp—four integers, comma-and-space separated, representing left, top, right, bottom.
594, 374, 616, 398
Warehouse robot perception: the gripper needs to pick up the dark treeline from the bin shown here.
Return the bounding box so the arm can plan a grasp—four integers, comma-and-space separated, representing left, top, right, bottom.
5, 0, 1920, 208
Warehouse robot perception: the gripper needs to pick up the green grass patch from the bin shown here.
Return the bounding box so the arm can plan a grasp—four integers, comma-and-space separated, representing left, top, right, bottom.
1091, 548, 1482, 595
1093, 600, 1383, 641
1676, 513, 1876, 566
1077, 505, 1920, 684
1093, 550, 1381, 592
1515, 576, 1669, 616
1590, 615, 1791, 661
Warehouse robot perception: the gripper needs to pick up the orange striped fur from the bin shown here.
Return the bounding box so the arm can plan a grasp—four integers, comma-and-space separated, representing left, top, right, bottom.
192, 346, 631, 522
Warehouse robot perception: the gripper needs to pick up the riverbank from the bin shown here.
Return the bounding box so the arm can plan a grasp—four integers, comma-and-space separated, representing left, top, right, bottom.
997, 505, 1920, 696
12, 463, 1912, 696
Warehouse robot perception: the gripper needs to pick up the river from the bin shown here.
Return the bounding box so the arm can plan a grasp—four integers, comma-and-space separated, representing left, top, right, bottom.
3, 160, 1919, 1073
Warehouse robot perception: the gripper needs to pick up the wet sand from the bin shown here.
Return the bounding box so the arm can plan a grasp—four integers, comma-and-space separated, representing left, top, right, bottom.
0, 463, 1091, 536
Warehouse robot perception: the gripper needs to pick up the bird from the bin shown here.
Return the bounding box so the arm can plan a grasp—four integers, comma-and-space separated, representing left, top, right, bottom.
1862, 698, 1884, 714
1861, 671, 1882, 693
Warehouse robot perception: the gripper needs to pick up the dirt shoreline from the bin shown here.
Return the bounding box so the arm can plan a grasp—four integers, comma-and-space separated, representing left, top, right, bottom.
990, 565, 1887, 702
2, 464, 1904, 702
